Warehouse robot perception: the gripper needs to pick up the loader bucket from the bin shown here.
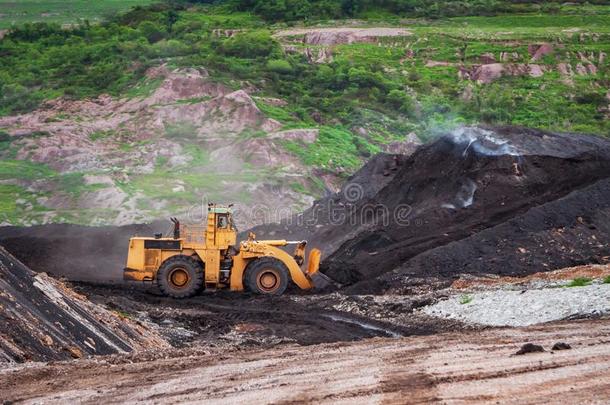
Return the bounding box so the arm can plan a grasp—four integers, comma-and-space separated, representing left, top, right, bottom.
306, 249, 332, 289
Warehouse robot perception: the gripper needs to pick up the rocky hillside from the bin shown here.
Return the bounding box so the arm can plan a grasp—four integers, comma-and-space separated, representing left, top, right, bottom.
0, 2, 608, 227
0, 66, 339, 227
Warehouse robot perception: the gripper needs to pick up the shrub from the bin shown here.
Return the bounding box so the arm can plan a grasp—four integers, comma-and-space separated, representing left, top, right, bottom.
153, 39, 192, 57
219, 31, 276, 58
266, 59, 293, 74
138, 21, 166, 44
0, 84, 43, 114
386, 89, 416, 117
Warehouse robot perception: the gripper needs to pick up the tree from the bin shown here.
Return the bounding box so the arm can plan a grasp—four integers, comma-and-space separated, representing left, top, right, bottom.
166, 10, 179, 33
341, 0, 361, 16
220, 31, 276, 58
138, 21, 166, 43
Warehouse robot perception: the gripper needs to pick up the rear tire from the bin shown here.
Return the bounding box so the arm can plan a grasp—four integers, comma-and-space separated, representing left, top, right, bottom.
157, 255, 203, 298
244, 257, 289, 296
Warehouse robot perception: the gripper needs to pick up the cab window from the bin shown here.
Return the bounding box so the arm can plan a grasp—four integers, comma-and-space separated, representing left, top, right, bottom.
217, 214, 228, 229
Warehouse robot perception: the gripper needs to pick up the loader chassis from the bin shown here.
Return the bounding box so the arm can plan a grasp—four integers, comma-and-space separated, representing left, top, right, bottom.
124, 205, 322, 297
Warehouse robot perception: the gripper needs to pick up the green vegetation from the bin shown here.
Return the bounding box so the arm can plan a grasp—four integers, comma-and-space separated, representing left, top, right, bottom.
459, 294, 473, 304
89, 130, 115, 141
231, 0, 610, 22
566, 277, 593, 287
1, 2, 609, 135
1, 1, 610, 224
284, 126, 379, 170
602, 275, 610, 284
0, 0, 154, 29
165, 122, 198, 139
0, 159, 55, 180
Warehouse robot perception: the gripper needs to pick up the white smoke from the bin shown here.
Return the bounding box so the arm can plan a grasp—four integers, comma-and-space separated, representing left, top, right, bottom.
446, 126, 520, 157
442, 178, 477, 210
456, 178, 477, 207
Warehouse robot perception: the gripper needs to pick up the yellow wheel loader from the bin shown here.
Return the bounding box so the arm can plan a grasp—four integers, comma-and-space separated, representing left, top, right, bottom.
124, 204, 330, 298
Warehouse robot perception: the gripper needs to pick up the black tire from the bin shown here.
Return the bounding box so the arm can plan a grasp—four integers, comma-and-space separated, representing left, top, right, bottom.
244, 257, 290, 296
157, 255, 203, 298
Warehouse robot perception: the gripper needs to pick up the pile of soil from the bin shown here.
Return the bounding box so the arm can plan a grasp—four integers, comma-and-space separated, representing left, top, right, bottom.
374, 178, 610, 293
256, 126, 610, 292
0, 247, 168, 362
248, 152, 409, 256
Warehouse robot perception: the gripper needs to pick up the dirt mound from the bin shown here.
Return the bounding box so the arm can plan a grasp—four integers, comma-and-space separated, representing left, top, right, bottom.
255, 126, 610, 291
248, 152, 409, 256
0, 222, 164, 282
323, 126, 610, 289
373, 179, 610, 293
0, 247, 168, 362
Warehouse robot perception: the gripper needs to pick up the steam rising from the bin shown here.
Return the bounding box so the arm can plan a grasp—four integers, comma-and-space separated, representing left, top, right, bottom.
442, 178, 478, 210
446, 127, 520, 157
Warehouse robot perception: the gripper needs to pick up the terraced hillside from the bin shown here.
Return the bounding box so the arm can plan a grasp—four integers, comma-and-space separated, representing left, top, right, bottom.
0, 2, 608, 226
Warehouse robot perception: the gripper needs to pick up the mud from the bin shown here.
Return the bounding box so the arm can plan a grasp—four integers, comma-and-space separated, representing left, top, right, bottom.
71, 283, 460, 348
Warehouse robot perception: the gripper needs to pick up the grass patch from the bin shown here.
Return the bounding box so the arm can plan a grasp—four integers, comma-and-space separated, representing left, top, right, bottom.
283, 126, 378, 171
0, 160, 56, 180
238, 128, 267, 140
290, 182, 307, 194
175, 96, 213, 105
125, 78, 164, 99
113, 309, 132, 319
566, 277, 593, 287
602, 276, 610, 284
89, 130, 115, 141
183, 144, 210, 166
165, 122, 198, 139
459, 294, 473, 305
255, 101, 299, 124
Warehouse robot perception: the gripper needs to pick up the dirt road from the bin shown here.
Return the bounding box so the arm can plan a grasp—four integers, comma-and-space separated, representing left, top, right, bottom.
1, 318, 608, 404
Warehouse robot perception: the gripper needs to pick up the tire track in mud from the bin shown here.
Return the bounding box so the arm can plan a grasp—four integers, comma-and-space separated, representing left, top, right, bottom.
74, 284, 423, 347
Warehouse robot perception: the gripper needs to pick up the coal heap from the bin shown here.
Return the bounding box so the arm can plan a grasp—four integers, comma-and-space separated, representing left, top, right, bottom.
0, 247, 168, 363
256, 126, 610, 292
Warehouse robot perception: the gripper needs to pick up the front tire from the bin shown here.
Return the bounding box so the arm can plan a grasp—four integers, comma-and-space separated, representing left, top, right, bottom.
244, 257, 289, 296
157, 255, 203, 298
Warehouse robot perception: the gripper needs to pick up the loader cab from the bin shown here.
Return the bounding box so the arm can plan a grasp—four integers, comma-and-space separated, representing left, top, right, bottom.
204, 204, 237, 249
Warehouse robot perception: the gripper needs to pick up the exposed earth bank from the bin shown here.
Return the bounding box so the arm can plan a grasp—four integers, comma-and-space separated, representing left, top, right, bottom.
0, 247, 168, 362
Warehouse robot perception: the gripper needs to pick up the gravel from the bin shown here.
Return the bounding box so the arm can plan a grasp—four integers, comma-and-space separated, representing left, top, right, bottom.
422, 284, 610, 327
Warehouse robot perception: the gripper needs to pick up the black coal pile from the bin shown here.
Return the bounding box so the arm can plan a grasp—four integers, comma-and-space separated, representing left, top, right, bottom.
248, 152, 410, 256
256, 126, 610, 292
0, 222, 164, 281
0, 247, 168, 362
